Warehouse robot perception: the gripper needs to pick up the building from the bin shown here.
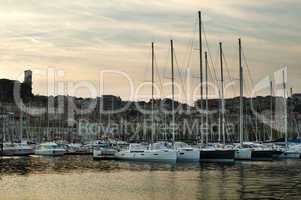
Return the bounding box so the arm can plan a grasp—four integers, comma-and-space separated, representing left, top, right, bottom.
0, 70, 33, 102
99, 95, 122, 111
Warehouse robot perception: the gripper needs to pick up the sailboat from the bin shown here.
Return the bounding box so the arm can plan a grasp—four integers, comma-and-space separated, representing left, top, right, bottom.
116, 42, 177, 162
2, 142, 34, 156
2, 111, 34, 156
116, 142, 176, 162
93, 140, 117, 160
168, 39, 200, 161
281, 144, 301, 159
234, 38, 252, 160
93, 101, 118, 160
175, 142, 200, 161
232, 40, 283, 161
199, 39, 235, 162
35, 142, 66, 156
280, 69, 301, 159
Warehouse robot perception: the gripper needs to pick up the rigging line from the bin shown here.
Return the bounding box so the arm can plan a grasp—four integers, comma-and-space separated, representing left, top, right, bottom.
173, 48, 187, 100
162, 42, 171, 83
242, 47, 261, 118
205, 55, 213, 86
222, 51, 236, 97
183, 34, 196, 76
202, 23, 219, 86
168, 15, 197, 108
154, 50, 164, 98
184, 13, 198, 71
244, 64, 254, 96
222, 52, 235, 83
183, 38, 194, 72
203, 47, 216, 99
203, 44, 216, 93
180, 13, 198, 103
243, 72, 255, 135
204, 39, 219, 99
206, 57, 217, 100
242, 48, 255, 88
201, 32, 214, 87
142, 45, 152, 83
240, 50, 253, 97
245, 68, 254, 95
241, 47, 255, 92
242, 47, 263, 139
199, 14, 219, 97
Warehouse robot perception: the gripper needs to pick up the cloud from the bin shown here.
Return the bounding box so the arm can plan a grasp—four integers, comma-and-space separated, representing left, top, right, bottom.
0, 0, 299, 103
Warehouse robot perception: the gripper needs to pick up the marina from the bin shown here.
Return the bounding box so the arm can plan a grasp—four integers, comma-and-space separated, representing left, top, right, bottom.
0, 0, 300, 199
1, 139, 301, 162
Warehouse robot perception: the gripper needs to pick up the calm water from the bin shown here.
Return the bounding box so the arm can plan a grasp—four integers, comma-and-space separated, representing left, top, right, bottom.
1, 156, 301, 200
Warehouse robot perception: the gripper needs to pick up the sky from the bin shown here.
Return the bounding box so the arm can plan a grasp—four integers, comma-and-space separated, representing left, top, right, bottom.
0, 0, 300, 104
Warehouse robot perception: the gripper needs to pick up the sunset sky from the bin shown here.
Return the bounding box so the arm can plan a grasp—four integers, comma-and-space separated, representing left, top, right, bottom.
0, 0, 300, 104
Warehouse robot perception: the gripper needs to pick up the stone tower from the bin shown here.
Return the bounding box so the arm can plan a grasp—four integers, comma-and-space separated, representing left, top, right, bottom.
24, 70, 32, 86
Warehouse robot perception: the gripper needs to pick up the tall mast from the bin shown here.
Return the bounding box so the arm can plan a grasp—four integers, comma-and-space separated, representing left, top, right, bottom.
151, 42, 154, 144
283, 69, 288, 150
255, 107, 258, 142
270, 80, 273, 141
219, 42, 225, 144
198, 11, 203, 99
205, 51, 209, 144
171, 40, 175, 143
0, 115, 4, 155
239, 38, 243, 146
198, 11, 204, 144
20, 106, 23, 141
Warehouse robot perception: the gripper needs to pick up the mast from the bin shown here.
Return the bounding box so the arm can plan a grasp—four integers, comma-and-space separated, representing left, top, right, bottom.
20, 106, 23, 141
47, 105, 49, 141
255, 107, 258, 142
0, 115, 4, 155
270, 81, 273, 141
151, 42, 154, 144
205, 51, 209, 144
239, 38, 243, 146
283, 69, 288, 150
198, 11, 204, 145
108, 99, 112, 134
219, 42, 225, 144
171, 40, 175, 144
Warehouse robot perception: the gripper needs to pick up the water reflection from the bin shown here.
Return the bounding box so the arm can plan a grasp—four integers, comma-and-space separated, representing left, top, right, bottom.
1, 156, 301, 200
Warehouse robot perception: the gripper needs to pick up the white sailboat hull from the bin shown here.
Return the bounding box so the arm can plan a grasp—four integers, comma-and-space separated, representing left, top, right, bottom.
2, 144, 34, 156
279, 144, 301, 159
177, 148, 200, 161
13, 148, 34, 156
280, 151, 301, 159
93, 148, 117, 159
2, 148, 15, 156
35, 149, 65, 156
116, 149, 177, 162
234, 148, 252, 160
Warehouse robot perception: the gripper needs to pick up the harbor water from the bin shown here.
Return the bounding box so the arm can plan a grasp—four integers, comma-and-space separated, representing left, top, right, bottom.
1, 155, 301, 200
